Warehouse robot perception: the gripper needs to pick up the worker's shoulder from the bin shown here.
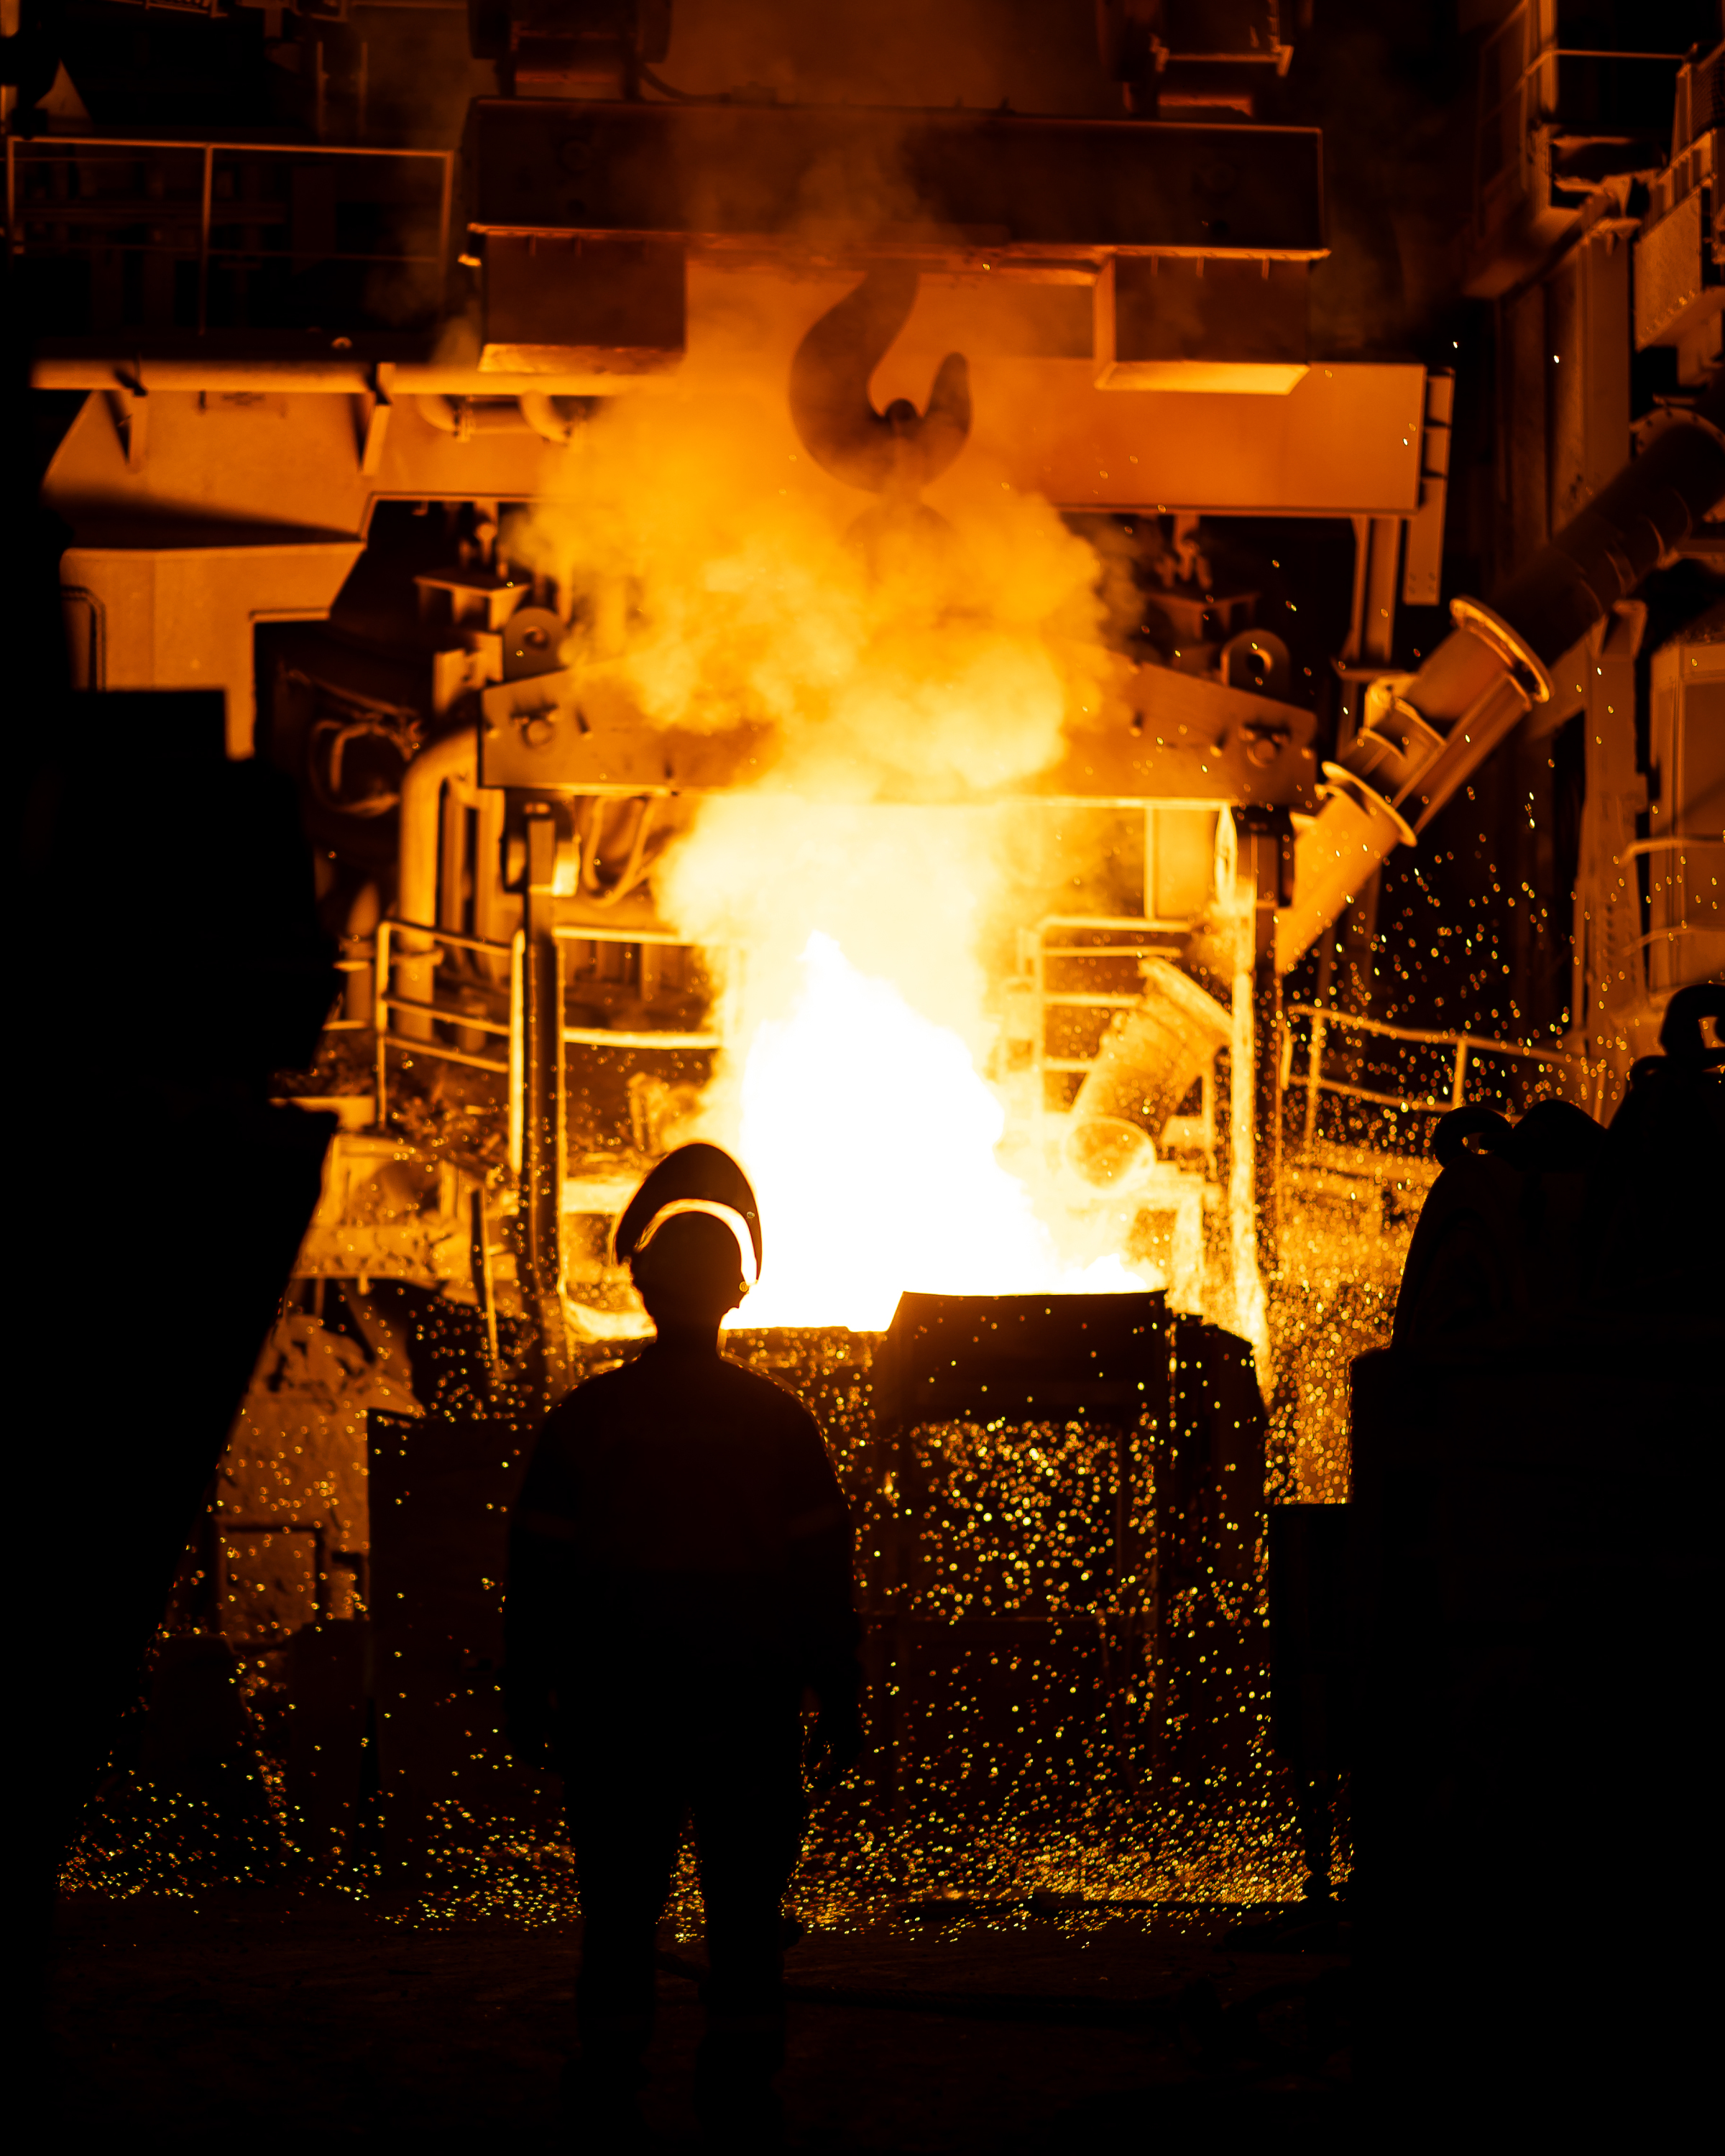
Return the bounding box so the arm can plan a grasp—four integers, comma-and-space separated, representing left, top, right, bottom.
530, 1355, 641, 1442
712, 1353, 820, 1427
533, 1348, 819, 1447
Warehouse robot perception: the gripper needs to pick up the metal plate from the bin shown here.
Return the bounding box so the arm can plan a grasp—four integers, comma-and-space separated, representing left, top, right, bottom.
466, 101, 1326, 261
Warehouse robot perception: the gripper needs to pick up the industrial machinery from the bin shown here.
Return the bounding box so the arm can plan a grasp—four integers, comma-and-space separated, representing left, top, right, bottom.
16, 0, 1722, 1875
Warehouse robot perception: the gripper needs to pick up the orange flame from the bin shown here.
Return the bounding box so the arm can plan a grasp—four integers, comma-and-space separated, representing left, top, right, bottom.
728, 931, 1144, 1330
509, 330, 1152, 1329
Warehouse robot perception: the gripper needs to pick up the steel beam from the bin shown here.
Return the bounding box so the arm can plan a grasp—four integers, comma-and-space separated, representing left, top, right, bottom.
465, 101, 1325, 261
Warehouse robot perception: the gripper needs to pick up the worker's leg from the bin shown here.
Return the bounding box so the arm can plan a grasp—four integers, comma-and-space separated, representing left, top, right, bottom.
686, 1677, 806, 2137
564, 1705, 685, 2101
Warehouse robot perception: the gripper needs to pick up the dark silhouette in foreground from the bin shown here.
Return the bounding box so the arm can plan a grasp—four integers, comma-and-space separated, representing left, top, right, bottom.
1282, 985, 1724, 2127
506, 1151, 861, 2144
9, 256, 339, 2009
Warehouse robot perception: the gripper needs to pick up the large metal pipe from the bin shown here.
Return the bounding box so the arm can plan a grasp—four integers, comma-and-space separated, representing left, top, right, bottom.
412, 394, 579, 440
1278, 374, 1725, 972
395, 725, 478, 1038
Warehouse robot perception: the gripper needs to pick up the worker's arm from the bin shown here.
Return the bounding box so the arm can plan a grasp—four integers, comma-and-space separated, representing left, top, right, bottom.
502, 1519, 564, 1770
502, 1409, 585, 1773
783, 1417, 864, 1787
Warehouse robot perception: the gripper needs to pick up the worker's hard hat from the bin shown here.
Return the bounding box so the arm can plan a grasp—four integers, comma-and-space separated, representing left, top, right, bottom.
613, 1142, 762, 1287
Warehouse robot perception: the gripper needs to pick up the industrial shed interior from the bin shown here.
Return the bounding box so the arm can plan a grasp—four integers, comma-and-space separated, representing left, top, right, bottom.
10, 0, 1720, 2135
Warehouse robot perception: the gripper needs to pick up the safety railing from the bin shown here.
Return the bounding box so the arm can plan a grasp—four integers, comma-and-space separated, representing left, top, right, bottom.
1029, 916, 1187, 1079
321, 945, 377, 1032
1282, 1003, 1594, 1154
1021, 915, 1216, 1155
1473, 4, 1688, 233
552, 923, 728, 1055
373, 919, 520, 1130
4, 135, 453, 338
372, 918, 726, 1159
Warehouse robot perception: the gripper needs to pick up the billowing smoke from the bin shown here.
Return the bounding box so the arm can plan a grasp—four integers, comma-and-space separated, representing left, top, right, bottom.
505, 277, 1140, 1325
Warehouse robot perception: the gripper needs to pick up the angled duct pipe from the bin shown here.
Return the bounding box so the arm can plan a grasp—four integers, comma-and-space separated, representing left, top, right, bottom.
1278, 374, 1725, 972
1065, 959, 1233, 1186
788, 264, 971, 496
395, 726, 479, 1039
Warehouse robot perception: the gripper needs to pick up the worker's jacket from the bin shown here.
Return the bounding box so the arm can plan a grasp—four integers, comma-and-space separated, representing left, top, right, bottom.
505, 1339, 860, 1728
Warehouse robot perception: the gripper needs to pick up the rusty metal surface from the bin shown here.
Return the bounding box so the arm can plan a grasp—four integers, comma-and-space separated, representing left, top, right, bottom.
1633, 186, 1720, 349
41, 361, 1427, 535
58, 539, 363, 757
980, 358, 1425, 515
872, 1291, 1172, 1434
465, 100, 1325, 260
478, 656, 1316, 806
480, 233, 688, 373
1095, 254, 1308, 392
1059, 669, 1318, 806
4, 134, 454, 343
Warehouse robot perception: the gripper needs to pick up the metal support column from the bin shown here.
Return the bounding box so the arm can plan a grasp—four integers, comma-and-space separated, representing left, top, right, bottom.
1240, 808, 1293, 1270
520, 810, 571, 1404
1345, 515, 1403, 668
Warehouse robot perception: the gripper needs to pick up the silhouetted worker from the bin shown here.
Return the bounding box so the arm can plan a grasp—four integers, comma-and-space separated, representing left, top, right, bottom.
505, 1146, 861, 2146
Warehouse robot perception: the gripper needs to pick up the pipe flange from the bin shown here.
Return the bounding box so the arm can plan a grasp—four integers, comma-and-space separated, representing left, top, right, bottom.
1449, 596, 1554, 704
1376, 695, 1447, 766
1632, 398, 1725, 463
1317, 763, 1419, 847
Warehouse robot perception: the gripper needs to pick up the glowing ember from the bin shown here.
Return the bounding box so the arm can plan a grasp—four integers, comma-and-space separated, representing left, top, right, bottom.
732, 931, 1142, 1330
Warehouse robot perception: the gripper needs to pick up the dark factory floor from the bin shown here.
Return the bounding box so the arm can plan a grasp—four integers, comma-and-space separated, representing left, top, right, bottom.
47, 1890, 1350, 2147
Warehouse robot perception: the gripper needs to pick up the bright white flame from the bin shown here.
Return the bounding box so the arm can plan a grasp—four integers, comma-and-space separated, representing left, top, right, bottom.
730, 932, 1144, 1331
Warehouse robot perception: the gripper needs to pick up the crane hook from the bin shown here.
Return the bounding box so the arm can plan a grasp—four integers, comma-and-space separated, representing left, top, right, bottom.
788, 263, 971, 499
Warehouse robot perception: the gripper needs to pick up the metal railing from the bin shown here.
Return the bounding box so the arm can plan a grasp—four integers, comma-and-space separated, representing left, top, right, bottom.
321, 948, 377, 1032
1473, 4, 1688, 226
1282, 1003, 1593, 1153
5, 135, 454, 338
552, 923, 728, 1054
373, 916, 520, 1127
370, 918, 725, 1164
1029, 915, 1187, 1080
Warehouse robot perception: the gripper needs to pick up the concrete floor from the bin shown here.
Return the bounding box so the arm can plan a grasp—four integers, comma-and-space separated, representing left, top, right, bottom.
47, 1892, 1350, 2147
